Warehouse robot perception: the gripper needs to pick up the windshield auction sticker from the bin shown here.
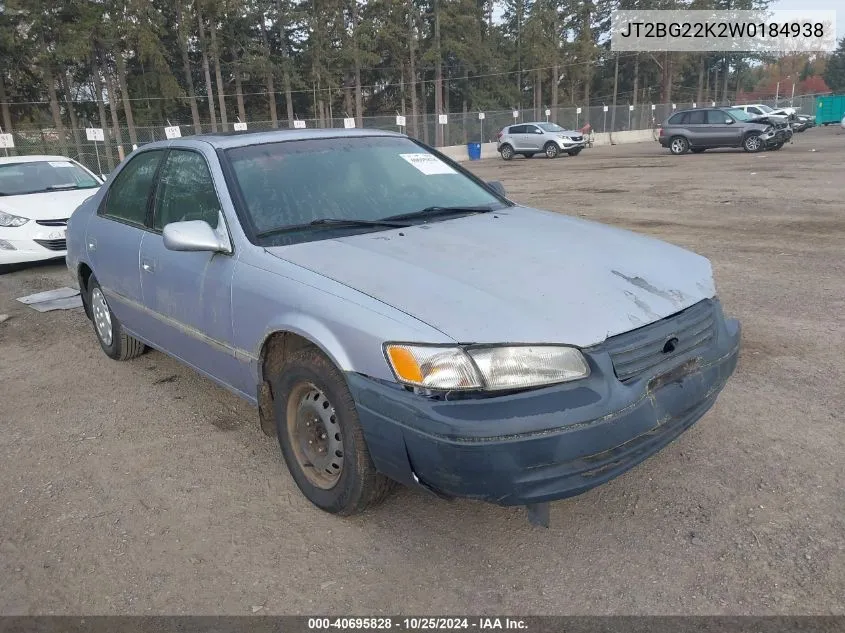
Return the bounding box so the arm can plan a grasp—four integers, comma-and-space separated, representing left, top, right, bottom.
611, 10, 837, 52
399, 153, 457, 175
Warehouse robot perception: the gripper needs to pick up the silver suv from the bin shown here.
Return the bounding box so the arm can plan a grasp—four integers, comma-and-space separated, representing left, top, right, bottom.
497, 122, 586, 160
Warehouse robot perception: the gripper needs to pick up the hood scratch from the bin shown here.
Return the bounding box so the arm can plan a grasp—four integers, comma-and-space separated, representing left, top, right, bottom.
612, 270, 687, 305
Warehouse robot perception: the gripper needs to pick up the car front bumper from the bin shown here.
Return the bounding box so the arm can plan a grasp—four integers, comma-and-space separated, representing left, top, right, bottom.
0, 225, 67, 266
762, 127, 792, 145
556, 138, 587, 151
349, 302, 741, 506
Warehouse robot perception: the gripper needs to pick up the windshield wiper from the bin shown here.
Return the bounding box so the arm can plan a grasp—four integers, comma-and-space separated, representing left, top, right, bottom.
46, 183, 80, 190
256, 217, 411, 238
384, 205, 494, 222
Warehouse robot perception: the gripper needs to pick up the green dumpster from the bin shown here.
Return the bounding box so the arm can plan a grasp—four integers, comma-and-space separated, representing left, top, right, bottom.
815, 95, 845, 126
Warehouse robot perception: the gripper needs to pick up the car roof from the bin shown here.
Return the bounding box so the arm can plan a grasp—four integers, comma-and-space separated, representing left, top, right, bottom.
0, 155, 77, 165
140, 127, 405, 151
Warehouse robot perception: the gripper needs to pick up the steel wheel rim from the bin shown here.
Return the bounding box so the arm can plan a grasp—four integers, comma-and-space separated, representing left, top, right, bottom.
502, 147, 512, 159
747, 136, 761, 151
545, 145, 557, 157
286, 382, 344, 490
671, 138, 685, 153
91, 287, 113, 346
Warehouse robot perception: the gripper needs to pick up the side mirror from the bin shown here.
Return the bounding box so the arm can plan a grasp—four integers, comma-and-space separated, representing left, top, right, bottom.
726, 119, 735, 124
163, 218, 231, 254
487, 180, 506, 197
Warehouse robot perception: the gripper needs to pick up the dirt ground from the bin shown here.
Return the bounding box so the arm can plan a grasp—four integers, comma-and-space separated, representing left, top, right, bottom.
1, 128, 843, 615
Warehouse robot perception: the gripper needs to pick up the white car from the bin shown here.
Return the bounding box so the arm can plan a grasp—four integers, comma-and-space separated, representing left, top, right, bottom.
735, 103, 794, 123
0, 155, 102, 271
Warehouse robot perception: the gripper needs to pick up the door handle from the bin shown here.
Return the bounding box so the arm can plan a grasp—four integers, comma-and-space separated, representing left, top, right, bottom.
141, 260, 154, 273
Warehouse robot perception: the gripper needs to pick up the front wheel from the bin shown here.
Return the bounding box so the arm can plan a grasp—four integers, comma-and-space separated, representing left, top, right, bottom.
669, 136, 689, 155
499, 144, 514, 161
87, 277, 145, 361
544, 142, 560, 158
272, 346, 394, 515
743, 133, 764, 153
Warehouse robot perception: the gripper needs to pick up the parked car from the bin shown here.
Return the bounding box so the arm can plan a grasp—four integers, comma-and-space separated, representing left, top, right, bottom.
66, 129, 740, 525
791, 114, 815, 133
735, 103, 796, 122
497, 122, 586, 160
0, 155, 102, 272
659, 107, 791, 154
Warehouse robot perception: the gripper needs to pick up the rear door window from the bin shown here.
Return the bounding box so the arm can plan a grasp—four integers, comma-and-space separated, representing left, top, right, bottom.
707, 110, 734, 124
667, 112, 688, 124
509, 125, 527, 134
687, 110, 706, 124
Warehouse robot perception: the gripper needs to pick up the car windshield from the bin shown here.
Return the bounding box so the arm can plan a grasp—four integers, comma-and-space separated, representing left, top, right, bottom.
724, 108, 752, 121
537, 123, 565, 132
0, 160, 99, 196
226, 136, 508, 245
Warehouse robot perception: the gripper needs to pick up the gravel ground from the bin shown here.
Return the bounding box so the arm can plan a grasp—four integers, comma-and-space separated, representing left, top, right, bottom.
1, 127, 843, 615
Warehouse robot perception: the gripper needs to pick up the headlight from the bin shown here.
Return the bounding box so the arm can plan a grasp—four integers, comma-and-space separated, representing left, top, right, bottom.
384, 344, 590, 392
0, 210, 28, 227
559, 135, 571, 142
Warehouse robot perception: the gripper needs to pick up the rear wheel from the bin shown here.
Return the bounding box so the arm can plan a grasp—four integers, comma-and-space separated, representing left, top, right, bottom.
272, 346, 394, 515
499, 144, 514, 161
743, 133, 764, 153
669, 136, 689, 155
544, 142, 560, 158
690, 147, 706, 154
87, 277, 145, 361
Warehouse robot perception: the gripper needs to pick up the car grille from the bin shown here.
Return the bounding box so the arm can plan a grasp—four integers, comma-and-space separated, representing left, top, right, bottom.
571, 135, 584, 142
603, 299, 716, 383
36, 218, 69, 227
34, 238, 67, 251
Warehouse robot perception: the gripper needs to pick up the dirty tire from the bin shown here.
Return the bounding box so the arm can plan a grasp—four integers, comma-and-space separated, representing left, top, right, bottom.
690, 148, 706, 154
669, 136, 689, 155
567, 148, 583, 156
499, 144, 514, 161
87, 277, 145, 361
272, 346, 394, 516
743, 133, 764, 153
544, 142, 560, 159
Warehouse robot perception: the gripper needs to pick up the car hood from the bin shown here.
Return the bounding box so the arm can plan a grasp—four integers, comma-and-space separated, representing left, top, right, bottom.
0, 188, 99, 220
557, 129, 583, 136
265, 207, 716, 347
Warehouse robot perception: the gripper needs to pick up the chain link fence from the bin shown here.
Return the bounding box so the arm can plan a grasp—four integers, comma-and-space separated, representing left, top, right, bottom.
0, 93, 824, 175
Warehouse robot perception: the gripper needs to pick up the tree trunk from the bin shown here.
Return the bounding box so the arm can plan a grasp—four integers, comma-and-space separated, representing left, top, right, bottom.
276, 0, 294, 126
421, 71, 429, 145
115, 53, 137, 146
42, 62, 69, 156
462, 67, 468, 144
722, 56, 730, 106
61, 73, 84, 160
433, 0, 443, 147
351, 0, 363, 127
91, 64, 115, 172
407, 1, 419, 139
209, 22, 228, 130
632, 55, 639, 106
105, 71, 125, 161
259, 17, 278, 127
197, 6, 218, 132
178, 1, 202, 133
665, 55, 674, 107
233, 47, 246, 124
581, 1, 592, 106
696, 54, 705, 104
0, 72, 15, 154
551, 64, 559, 120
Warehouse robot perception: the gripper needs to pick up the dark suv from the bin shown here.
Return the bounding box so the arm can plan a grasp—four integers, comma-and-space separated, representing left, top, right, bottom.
658, 107, 792, 154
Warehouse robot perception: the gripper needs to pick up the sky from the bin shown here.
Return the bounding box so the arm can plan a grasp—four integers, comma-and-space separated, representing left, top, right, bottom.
772, 1, 842, 46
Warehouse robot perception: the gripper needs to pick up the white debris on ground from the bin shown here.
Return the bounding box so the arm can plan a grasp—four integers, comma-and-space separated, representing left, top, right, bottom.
16, 287, 83, 312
